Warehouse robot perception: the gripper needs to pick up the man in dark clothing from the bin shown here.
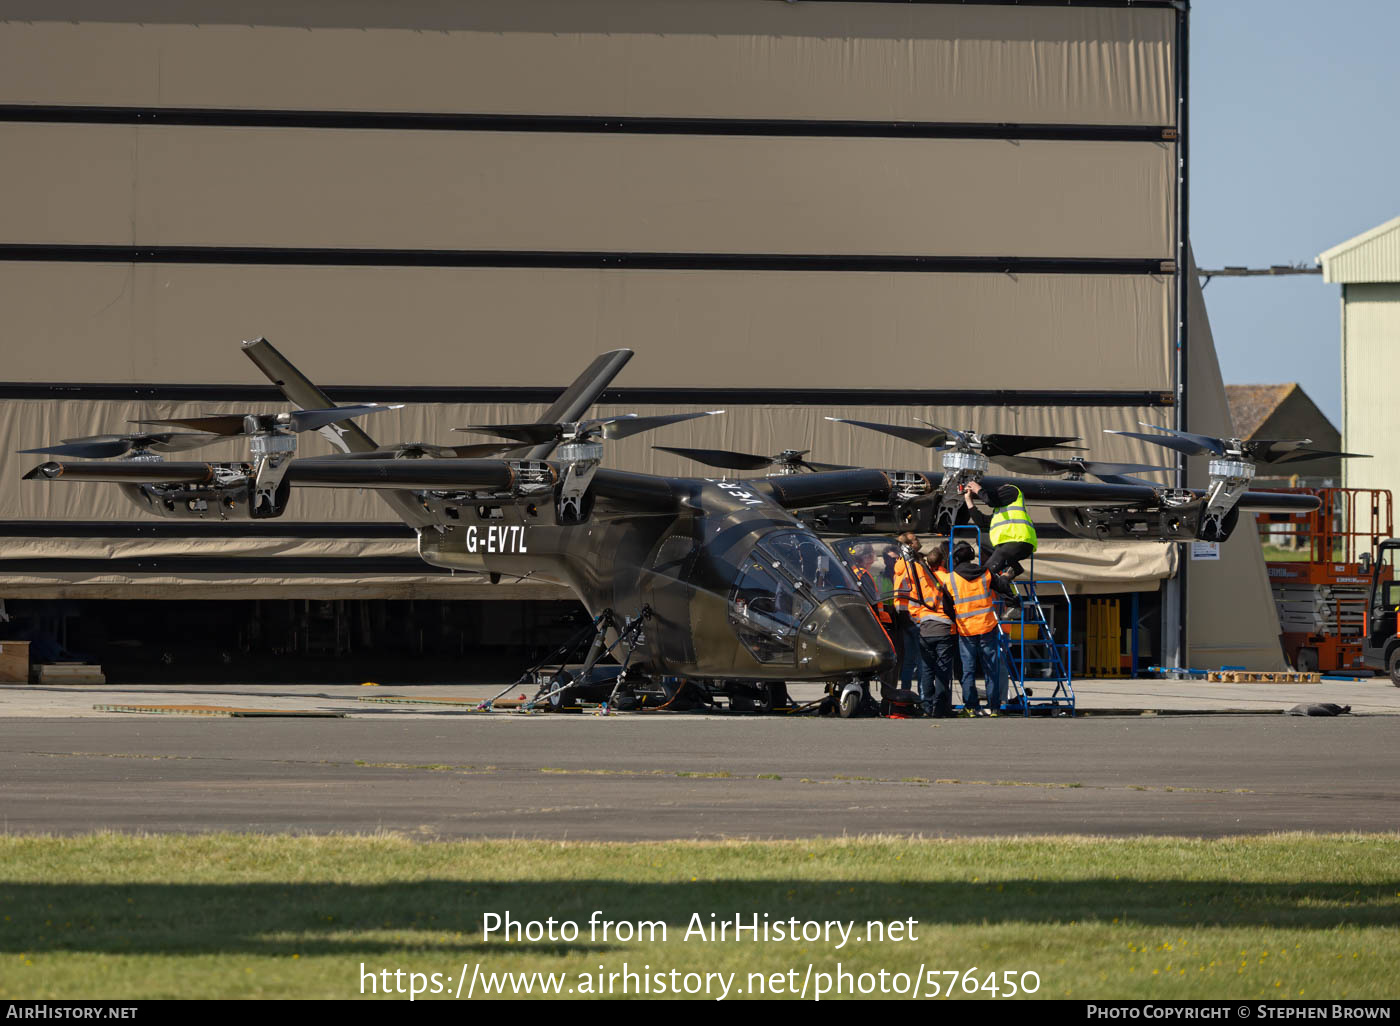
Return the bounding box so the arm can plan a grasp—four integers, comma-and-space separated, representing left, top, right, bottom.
950, 541, 1018, 716
907, 542, 957, 718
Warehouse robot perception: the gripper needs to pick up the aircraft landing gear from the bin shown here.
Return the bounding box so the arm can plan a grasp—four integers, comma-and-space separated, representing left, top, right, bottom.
476, 607, 652, 712
519, 606, 651, 711
820, 677, 881, 718
837, 680, 864, 718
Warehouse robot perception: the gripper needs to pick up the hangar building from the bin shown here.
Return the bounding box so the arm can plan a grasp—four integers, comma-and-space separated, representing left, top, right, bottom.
1320, 214, 1400, 499
0, 0, 1283, 678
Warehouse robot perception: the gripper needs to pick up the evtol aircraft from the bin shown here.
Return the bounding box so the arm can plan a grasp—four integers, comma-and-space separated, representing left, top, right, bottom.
21, 341, 1331, 705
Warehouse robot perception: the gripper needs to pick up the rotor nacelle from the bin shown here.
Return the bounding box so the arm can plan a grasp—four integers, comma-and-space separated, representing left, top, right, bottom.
555, 441, 605, 522
1201, 455, 1257, 541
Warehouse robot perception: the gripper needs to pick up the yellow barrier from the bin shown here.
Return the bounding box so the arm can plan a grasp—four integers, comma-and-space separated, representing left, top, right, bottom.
1087, 598, 1125, 678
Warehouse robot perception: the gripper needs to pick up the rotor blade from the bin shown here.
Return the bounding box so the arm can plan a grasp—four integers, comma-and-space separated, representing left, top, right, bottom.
524, 349, 635, 460
1241, 438, 1313, 462
992, 455, 1061, 476
454, 423, 563, 444
991, 455, 1172, 478
1138, 422, 1228, 455
922, 422, 974, 448
825, 417, 948, 448
799, 460, 860, 473
653, 445, 774, 471
136, 415, 250, 436
1094, 474, 1163, 487
438, 442, 531, 459
980, 434, 1082, 458
538, 350, 634, 428
146, 431, 225, 453
286, 404, 401, 432
295, 442, 527, 461
241, 336, 383, 455
22, 430, 225, 459
1268, 448, 1372, 465
594, 410, 723, 440
1104, 429, 1213, 458
136, 406, 397, 436
19, 439, 136, 459
1080, 460, 1177, 477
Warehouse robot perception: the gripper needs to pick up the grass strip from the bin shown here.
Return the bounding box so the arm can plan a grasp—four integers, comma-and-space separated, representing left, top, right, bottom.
0, 833, 1395, 1000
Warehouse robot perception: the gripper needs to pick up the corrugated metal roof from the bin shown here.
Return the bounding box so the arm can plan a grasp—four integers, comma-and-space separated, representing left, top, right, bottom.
1319, 214, 1400, 283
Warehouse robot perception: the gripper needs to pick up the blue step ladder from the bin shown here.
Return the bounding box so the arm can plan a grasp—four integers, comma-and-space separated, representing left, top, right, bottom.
998, 571, 1076, 717
943, 524, 1075, 717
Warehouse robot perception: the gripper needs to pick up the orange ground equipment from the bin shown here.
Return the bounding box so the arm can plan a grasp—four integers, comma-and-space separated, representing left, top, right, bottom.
1257, 488, 1393, 672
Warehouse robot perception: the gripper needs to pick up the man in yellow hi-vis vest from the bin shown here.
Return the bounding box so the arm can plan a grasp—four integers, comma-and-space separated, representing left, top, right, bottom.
963, 480, 1036, 585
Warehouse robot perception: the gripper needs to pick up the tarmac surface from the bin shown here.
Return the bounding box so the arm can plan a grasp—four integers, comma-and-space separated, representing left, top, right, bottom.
2, 680, 1398, 840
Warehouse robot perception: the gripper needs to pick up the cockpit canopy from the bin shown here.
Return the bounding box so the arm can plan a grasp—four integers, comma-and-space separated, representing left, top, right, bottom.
728, 529, 857, 664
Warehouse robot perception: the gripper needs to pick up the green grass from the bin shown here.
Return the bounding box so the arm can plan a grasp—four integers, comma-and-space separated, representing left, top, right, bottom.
1260, 541, 1351, 564
0, 833, 1396, 1000
1261, 544, 1320, 563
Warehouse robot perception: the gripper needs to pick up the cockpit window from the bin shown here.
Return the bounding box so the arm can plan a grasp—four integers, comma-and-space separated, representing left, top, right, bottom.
756, 530, 857, 601
729, 555, 815, 664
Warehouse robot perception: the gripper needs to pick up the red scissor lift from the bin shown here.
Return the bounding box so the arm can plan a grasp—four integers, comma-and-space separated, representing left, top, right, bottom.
1258, 487, 1393, 672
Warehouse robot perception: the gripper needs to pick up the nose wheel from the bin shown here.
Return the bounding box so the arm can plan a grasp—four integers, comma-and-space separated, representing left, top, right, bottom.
820, 678, 878, 718
837, 680, 864, 718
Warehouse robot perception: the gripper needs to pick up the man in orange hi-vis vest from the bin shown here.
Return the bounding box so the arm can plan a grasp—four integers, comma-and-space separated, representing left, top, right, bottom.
892, 534, 957, 717
949, 540, 1019, 717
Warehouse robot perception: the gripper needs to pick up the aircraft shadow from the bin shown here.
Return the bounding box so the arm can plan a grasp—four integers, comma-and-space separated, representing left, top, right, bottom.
1, 878, 1395, 956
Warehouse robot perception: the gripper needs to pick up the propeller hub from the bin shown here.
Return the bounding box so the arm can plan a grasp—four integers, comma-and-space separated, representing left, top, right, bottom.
556, 440, 605, 465
941, 450, 989, 475
249, 432, 297, 459
1208, 457, 1255, 482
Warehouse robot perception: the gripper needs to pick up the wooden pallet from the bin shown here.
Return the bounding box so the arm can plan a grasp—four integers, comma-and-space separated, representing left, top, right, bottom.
1204, 671, 1323, 683
36, 663, 106, 684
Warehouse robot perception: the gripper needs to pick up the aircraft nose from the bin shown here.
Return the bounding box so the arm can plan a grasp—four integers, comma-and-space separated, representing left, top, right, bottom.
797, 595, 896, 677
